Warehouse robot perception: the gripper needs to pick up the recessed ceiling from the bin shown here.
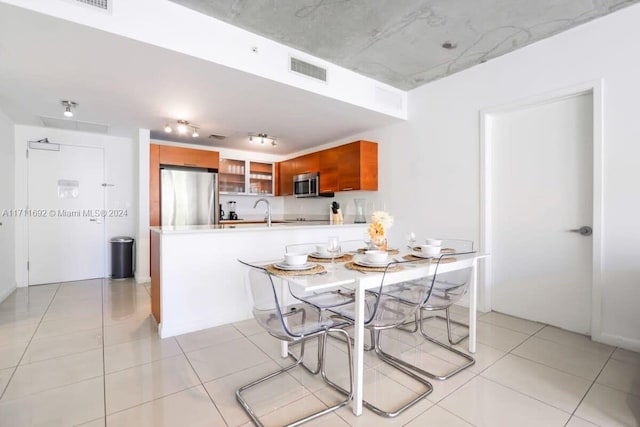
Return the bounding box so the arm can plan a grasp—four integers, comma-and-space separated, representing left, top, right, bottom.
169, 0, 639, 90
0, 2, 400, 154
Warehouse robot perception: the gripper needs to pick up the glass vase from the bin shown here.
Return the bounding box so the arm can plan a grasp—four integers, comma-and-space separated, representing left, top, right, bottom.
354, 198, 366, 223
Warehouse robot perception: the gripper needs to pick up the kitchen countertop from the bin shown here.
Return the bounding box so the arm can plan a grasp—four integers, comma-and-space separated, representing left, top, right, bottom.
151, 221, 363, 234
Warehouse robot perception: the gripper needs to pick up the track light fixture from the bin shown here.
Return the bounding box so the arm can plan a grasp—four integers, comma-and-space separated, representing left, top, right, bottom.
248, 132, 277, 147
61, 100, 77, 118
163, 120, 201, 138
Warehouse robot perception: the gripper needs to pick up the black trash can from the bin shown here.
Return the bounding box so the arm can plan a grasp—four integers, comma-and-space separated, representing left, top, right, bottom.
111, 236, 134, 279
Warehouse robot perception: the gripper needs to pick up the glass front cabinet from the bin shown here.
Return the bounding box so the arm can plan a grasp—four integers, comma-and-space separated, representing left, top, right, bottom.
219, 158, 274, 196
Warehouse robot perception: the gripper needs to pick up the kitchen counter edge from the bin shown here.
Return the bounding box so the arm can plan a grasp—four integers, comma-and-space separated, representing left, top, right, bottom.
150, 223, 368, 234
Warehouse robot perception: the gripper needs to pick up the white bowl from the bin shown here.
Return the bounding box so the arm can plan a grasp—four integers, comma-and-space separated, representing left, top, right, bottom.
364, 250, 388, 263
284, 252, 308, 266
419, 245, 441, 257
315, 244, 330, 256
424, 238, 442, 246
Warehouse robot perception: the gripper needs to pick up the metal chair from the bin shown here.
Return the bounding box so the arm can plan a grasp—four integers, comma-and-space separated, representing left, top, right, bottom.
324, 258, 435, 418
236, 260, 353, 427
377, 251, 477, 380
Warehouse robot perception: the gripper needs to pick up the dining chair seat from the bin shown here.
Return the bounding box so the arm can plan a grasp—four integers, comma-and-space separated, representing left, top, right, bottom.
375, 251, 477, 381
324, 259, 435, 418
237, 260, 354, 427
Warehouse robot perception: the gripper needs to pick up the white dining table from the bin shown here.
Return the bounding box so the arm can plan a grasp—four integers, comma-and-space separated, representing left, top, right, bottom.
269, 251, 485, 416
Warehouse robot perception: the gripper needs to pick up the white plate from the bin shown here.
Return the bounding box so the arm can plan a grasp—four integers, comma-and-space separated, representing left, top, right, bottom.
354, 258, 390, 268
411, 251, 437, 259
310, 251, 342, 259
274, 262, 315, 271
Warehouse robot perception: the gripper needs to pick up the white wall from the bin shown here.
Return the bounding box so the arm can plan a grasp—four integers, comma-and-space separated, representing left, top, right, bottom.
14, 125, 137, 286
317, 4, 640, 350
0, 110, 15, 301
3, 0, 406, 119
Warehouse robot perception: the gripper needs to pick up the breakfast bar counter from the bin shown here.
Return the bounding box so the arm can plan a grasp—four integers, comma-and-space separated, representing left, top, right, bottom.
150, 223, 367, 338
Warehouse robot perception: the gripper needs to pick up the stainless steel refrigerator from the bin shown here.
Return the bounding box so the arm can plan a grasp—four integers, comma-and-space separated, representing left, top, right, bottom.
160, 167, 219, 226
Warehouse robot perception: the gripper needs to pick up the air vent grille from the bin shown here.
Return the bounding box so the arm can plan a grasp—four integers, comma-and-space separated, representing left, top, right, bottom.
74, 0, 109, 10
290, 57, 327, 82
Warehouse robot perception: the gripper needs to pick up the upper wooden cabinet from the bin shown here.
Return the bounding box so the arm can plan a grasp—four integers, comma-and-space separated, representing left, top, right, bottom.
275, 140, 378, 196
158, 145, 219, 169
294, 153, 320, 175
319, 148, 339, 193
277, 159, 295, 196
337, 140, 378, 191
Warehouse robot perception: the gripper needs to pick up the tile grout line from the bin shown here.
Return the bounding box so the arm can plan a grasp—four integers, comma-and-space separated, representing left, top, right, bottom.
563, 346, 617, 426
174, 335, 232, 427
101, 278, 107, 426
0, 282, 62, 401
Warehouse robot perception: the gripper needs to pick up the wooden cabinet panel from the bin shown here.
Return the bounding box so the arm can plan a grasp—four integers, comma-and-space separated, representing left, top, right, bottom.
150, 231, 161, 323
149, 144, 160, 227
337, 140, 378, 191
158, 145, 219, 169
294, 153, 320, 175
319, 148, 339, 193
277, 159, 295, 196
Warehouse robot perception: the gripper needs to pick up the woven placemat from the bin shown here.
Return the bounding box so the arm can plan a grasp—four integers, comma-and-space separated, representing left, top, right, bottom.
412, 247, 456, 254
266, 264, 326, 276
308, 253, 354, 263
344, 261, 403, 273
402, 254, 457, 263
356, 248, 400, 255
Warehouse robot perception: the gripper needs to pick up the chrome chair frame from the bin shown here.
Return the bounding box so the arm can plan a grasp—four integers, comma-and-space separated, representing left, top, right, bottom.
324, 259, 435, 418
376, 252, 476, 381
236, 260, 354, 427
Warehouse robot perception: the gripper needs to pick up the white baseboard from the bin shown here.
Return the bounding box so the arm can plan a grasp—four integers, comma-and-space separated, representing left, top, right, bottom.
0, 285, 17, 304
135, 275, 151, 284
597, 332, 640, 352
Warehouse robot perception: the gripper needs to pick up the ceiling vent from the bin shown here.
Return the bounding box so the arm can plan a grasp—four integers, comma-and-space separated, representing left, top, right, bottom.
290, 57, 327, 83
40, 116, 109, 134
73, 0, 110, 11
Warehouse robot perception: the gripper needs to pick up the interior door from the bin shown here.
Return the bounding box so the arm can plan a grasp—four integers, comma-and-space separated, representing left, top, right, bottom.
490, 93, 593, 334
28, 144, 105, 285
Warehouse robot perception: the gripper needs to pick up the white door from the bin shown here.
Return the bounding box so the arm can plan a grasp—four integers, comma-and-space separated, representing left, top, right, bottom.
490, 93, 593, 334
28, 144, 105, 285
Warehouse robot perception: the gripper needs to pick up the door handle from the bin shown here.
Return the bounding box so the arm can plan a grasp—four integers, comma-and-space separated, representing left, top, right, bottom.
569, 226, 592, 236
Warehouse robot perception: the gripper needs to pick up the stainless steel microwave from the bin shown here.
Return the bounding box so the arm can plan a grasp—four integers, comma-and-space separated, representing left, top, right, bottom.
293, 172, 319, 197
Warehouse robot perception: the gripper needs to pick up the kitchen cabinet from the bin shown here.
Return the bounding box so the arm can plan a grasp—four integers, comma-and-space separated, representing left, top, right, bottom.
319, 148, 339, 193
220, 157, 274, 195
337, 140, 378, 191
149, 144, 160, 227
249, 161, 274, 195
158, 145, 219, 169
277, 159, 295, 196
275, 140, 378, 196
294, 153, 319, 175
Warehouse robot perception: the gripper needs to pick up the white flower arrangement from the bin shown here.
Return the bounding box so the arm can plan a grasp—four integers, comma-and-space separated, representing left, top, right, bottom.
371, 211, 394, 230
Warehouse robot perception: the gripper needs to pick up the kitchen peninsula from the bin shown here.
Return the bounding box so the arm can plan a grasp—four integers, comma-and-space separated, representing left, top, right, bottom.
150, 222, 367, 338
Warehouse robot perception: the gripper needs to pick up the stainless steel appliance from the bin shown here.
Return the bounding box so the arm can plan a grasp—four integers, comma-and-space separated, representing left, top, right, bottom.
228, 200, 238, 220
294, 172, 319, 198
161, 166, 219, 226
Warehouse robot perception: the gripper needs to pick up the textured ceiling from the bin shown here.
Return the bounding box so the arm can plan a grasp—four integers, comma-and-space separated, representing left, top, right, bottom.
169, 0, 638, 90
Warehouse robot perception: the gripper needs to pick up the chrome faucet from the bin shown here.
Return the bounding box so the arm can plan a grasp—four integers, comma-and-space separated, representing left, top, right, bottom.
253, 198, 272, 227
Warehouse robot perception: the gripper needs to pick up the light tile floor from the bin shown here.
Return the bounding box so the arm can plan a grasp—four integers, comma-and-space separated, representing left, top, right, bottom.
0, 278, 638, 426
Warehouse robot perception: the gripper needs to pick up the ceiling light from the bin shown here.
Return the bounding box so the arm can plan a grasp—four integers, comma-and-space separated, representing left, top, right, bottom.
164, 124, 172, 133
248, 132, 277, 147
61, 100, 77, 118
177, 120, 189, 134
191, 127, 199, 138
